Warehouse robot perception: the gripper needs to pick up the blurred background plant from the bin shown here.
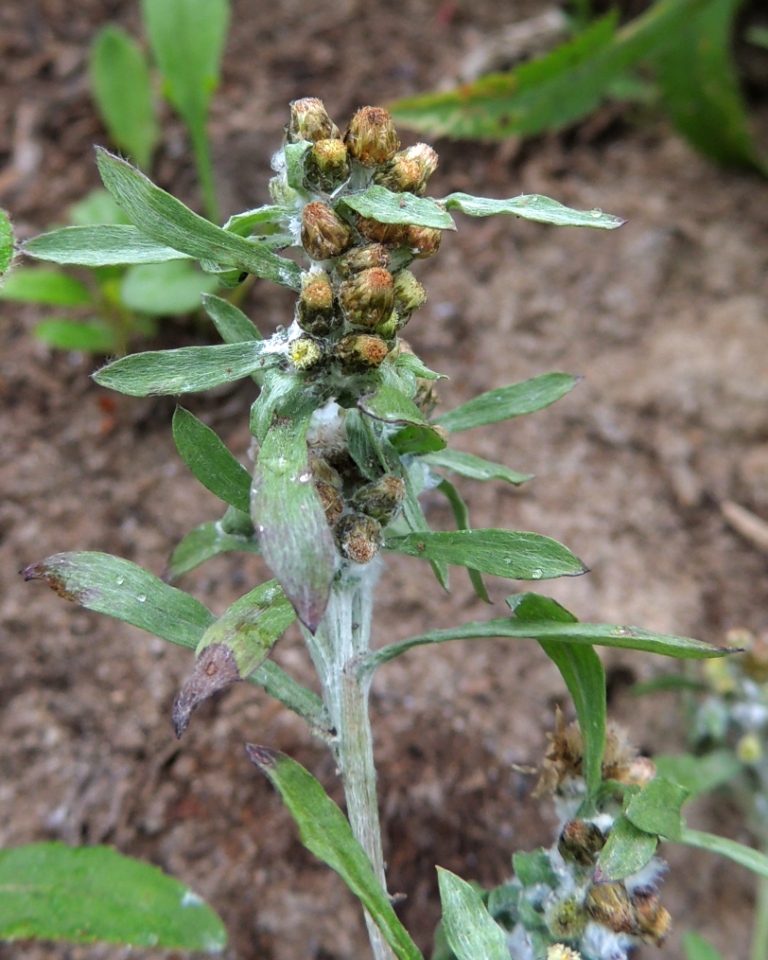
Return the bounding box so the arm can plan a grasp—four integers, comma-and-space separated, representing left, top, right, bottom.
388, 0, 768, 178
0, 0, 230, 353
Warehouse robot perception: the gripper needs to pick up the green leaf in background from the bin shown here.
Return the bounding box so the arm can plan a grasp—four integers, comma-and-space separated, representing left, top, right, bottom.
0, 267, 92, 306
434, 372, 580, 433
436, 868, 509, 960
678, 828, 768, 879
624, 776, 689, 840
653, 750, 742, 799
388, 0, 709, 140
511, 849, 558, 888
510, 593, 606, 806
653, 0, 767, 174
93, 340, 269, 396
747, 26, 768, 50
423, 449, 532, 486
96, 150, 301, 289
0, 842, 226, 951
246, 747, 423, 960
202, 292, 263, 343
69, 188, 132, 226
436, 478, 490, 603
120, 260, 219, 316
166, 518, 260, 579
22, 225, 192, 267
22, 551, 214, 650
90, 25, 159, 170
359, 385, 427, 426
385, 529, 587, 580
34, 319, 119, 354
442, 192, 625, 230
338, 185, 455, 231
0, 208, 14, 277
596, 816, 658, 881
683, 931, 726, 960
251, 404, 337, 632
172, 406, 251, 512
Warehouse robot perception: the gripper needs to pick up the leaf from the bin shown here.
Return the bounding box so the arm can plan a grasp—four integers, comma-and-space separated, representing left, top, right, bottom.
511, 593, 606, 806
683, 931, 725, 960
22, 225, 192, 267
511, 849, 558, 888
423, 449, 531, 485
93, 340, 269, 396
0, 208, 14, 276
400, 467, 449, 591
223, 204, 288, 238
172, 407, 252, 512
0, 842, 226, 951
166, 519, 260, 579
0, 267, 92, 306
251, 403, 336, 632
120, 260, 219, 315
90, 25, 158, 170
679, 827, 768, 879
436, 478, 490, 603
624, 776, 689, 841
384, 529, 587, 580
434, 373, 580, 433
338, 185, 455, 231
388, 0, 710, 140
436, 868, 509, 960
363, 612, 731, 674
442, 193, 625, 230
202, 292, 262, 342
246, 747, 423, 960
653, 0, 768, 175
596, 816, 658, 881
34, 319, 119, 354
652, 750, 742, 799
95, 150, 302, 289
142, 0, 229, 128
359, 384, 427, 426
22, 552, 214, 650
68, 188, 131, 226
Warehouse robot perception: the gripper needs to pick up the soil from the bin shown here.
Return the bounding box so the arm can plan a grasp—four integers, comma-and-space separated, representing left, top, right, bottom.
2, 2, 768, 959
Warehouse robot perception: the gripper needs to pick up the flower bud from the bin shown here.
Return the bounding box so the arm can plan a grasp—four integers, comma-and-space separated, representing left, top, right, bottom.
585, 883, 636, 935
548, 897, 587, 940
335, 243, 391, 279
306, 138, 350, 191
374, 143, 439, 193
316, 480, 344, 526
288, 97, 339, 143
355, 214, 408, 247
352, 475, 406, 524
301, 201, 354, 261
297, 272, 336, 335
393, 269, 427, 317
345, 106, 400, 166
289, 336, 324, 371
309, 454, 343, 489
404, 224, 442, 259
631, 889, 671, 946
335, 333, 389, 370
546, 947, 583, 960
338, 267, 394, 329
737, 732, 762, 763
558, 819, 605, 866
335, 513, 383, 564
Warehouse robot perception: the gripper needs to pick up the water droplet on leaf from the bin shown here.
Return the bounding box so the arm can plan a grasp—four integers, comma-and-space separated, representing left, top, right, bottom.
136, 594, 147, 603
590, 208, 603, 218
531, 568, 543, 580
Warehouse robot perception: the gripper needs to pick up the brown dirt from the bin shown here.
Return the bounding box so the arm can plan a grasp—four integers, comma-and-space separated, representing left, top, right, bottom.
2, 1, 768, 959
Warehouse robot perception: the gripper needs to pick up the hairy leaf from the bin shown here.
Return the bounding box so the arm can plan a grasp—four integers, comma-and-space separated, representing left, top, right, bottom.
166, 519, 260, 579
338, 185, 455, 231
172, 407, 251, 512
624, 776, 689, 841
678, 828, 768, 879
437, 869, 509, 960
596, 815, 658, 881
423, 449, 531, 485
0, 208, 14, 276
436, 478, 490, 603
202, 292, 262, 342
22, 225, 192, 267
442, 193, 624, 230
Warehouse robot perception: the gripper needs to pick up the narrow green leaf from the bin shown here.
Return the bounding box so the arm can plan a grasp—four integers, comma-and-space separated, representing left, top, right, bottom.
251, 662, 331, 735
34, 319, 119, 354
251, 403, 336, 632
93, 340, 269, 396
202, 292, 262, 342
624, 776, 689, 841
223, 204, 288, 238
510, 593, 606, 806
166, 519, 260, 579
401, 467, 449, 591
338, 185, 455, 231
436, 478, 490, 603
22, 552, 214, 650
683, 931, 725, 960
434, 373, 580, 433
0, 267, 91, 306
247, 747, 423, 960
359, 385, 427, 426
423, 449, 532, 485
363, 613, 730, 674
95, 150, 301, 289
679, 828, 768, 879
596, 816, 658, 881
390, 423, 448, 456
436, 868, 509, 960
345, 408, 392, 481
22, 225, 192, 267
120, 260, 219, 315
172, 407, 251, 512
0, 842, 226, 951
653, 750, 742, 799
385, 529, 587, 580
653, 0, 768, 175
0, 208, 14, 276
442, 193, 625, 230
90, 25, 158, 170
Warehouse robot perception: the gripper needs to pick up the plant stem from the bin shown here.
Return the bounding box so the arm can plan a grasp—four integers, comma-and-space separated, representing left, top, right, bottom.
302, 565, 395, 960
189, 120, 219, 224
